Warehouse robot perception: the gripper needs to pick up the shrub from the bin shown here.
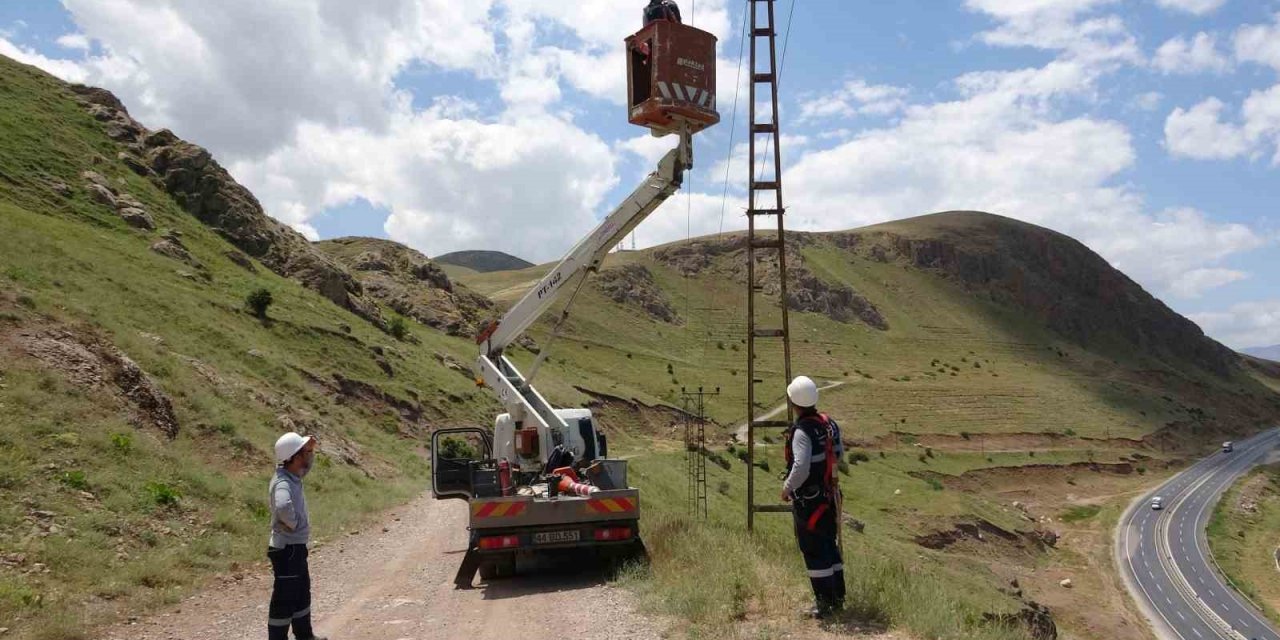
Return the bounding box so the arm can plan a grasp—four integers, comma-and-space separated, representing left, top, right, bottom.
926, 478, 944, 491
666, 363, 674, 375
1063, 428, 1077, 437
960, 431, 971, 440
918, 454, 928, 464
146, 481, 181, 507
439, 437, 478, 460
757, 460, 771, 473
246, 288, 273, 318
60, 469, 89, 491
925, 447, 934, 458
717, 480, 730, 495
838, 460, 850, 475
848, 451, 871, 464
388, 316, 408, 341
735, 449, 749, 463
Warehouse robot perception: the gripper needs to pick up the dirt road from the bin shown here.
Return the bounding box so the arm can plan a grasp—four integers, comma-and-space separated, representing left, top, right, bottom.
102, 494, 663, 640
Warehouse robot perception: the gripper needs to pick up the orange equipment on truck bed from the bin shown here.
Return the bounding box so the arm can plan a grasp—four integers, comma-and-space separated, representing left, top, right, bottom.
626, 21, 719, 135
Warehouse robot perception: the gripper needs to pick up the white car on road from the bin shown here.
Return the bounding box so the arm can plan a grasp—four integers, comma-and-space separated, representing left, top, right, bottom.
1150, 496, 1163, 510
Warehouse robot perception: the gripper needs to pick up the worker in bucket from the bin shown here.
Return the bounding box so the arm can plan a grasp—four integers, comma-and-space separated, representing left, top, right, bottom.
643, 0, 682, 25
780, 376, 846, 618
267, 432, 327, 640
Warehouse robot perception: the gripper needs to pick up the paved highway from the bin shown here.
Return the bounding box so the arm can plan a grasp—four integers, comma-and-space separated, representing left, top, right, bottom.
1117, 428, 1280, 640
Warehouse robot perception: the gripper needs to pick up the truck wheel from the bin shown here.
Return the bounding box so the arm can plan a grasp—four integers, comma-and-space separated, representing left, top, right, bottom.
479, 554, 516, 581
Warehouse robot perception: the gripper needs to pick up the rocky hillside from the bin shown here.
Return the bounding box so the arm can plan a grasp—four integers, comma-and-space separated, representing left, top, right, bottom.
0, 54, 496, 638
832, 212, 1239, 377
315, 237, 495, 337
64, 86, 388, 330
435, 250, 533, 273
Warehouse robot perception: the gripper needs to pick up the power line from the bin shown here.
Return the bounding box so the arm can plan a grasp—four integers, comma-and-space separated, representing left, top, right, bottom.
716, 0, 750, 237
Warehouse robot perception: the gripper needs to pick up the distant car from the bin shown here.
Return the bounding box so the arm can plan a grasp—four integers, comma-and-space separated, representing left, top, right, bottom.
1151, 496, 1163, 510
1223, 442, 1234, 453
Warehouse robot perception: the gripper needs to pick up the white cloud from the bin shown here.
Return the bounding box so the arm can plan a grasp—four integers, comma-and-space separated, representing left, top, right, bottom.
1168, 268, 1248, 299
229, 104, 618, 262
52, 0, 500, 158
1131, 91, 1164, 111
1190, 300, 1280, 349
1235, 13, 1280, 72
798, 80, 909, 122
1164, 87, 1280, 163
1164, 98, 1254, 160
1154, 0, 1228, 16
1152, 32, 1231, 75
55, 33, 91, 51
0, 38, 89, 83
773, 62, 1261, 300
964, 0, 1141, 66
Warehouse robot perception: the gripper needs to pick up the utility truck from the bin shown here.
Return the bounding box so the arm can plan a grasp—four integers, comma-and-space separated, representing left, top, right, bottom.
432, 18, 719, 587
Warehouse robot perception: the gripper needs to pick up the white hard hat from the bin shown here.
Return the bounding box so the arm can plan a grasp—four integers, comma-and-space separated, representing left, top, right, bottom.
787, 376, 819, 408
274, 432, 313, 464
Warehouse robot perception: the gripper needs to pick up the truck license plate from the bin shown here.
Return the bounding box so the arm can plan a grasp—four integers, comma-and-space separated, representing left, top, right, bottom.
534, 530, 580, 544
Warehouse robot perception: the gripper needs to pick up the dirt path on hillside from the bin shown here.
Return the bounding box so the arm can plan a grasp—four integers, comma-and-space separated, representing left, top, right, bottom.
101, 495, 662, 640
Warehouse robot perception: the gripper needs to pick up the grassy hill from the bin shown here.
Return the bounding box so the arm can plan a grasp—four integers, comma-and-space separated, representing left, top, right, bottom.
3, 50, 1280, 640
0, 54, 503, 639
434, 250, 534, 274
458, 216, 1280, 638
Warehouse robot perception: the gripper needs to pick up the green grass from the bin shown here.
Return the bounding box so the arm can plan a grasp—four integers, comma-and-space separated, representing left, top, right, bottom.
622, 447, 1032, 639
1059, 505, 1102, 523
0, 55, 495, 638
1205, 464, 1280, 625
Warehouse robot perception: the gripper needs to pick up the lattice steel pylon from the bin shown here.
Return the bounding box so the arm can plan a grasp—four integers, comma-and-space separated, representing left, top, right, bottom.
683, 386, 718, 520
745, 0, 794, 531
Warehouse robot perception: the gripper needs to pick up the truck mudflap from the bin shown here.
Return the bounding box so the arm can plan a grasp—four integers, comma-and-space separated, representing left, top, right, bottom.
468, 489, 640, 530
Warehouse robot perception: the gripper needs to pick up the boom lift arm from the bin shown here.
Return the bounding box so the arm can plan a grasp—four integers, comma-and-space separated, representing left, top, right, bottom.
474, 127, 694, 471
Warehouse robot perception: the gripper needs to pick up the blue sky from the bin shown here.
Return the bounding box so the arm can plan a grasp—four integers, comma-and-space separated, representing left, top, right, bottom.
0, 0, 1277, 348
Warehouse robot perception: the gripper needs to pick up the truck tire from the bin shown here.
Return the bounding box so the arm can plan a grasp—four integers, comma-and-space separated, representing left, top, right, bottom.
479, 554, 516, 581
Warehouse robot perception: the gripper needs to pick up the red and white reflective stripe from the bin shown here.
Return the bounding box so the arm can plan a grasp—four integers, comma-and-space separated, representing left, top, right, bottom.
593, 527, 633, 541
478, 535, 520, 550
585, 497, 637, 514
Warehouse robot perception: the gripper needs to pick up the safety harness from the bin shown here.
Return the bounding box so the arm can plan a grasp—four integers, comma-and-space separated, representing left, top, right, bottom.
785, 412, 839, 531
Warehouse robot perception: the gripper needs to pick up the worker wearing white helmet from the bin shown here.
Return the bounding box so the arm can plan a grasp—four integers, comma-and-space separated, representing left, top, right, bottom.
781, 376, 846, 619
266, 432, 327, 640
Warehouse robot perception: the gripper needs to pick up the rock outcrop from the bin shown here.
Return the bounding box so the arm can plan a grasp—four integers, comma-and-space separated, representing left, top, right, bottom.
833, 211, 1239, 377
654, 234, 888, 330
316, 237, 495, 337
18, 329, 179, 439
593, 264, 681, 324
66, 84, 387, 330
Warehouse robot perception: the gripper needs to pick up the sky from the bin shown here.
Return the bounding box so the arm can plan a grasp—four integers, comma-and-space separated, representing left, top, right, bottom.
0, 0, 1276, 350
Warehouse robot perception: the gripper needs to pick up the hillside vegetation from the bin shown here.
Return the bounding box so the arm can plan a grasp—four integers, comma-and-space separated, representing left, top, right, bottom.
0, 54, 499, 638
3, 51, 1280, 640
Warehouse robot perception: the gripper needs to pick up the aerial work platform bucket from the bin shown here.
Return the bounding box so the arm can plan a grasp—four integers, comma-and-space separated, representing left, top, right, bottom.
626, 21, 720, 136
